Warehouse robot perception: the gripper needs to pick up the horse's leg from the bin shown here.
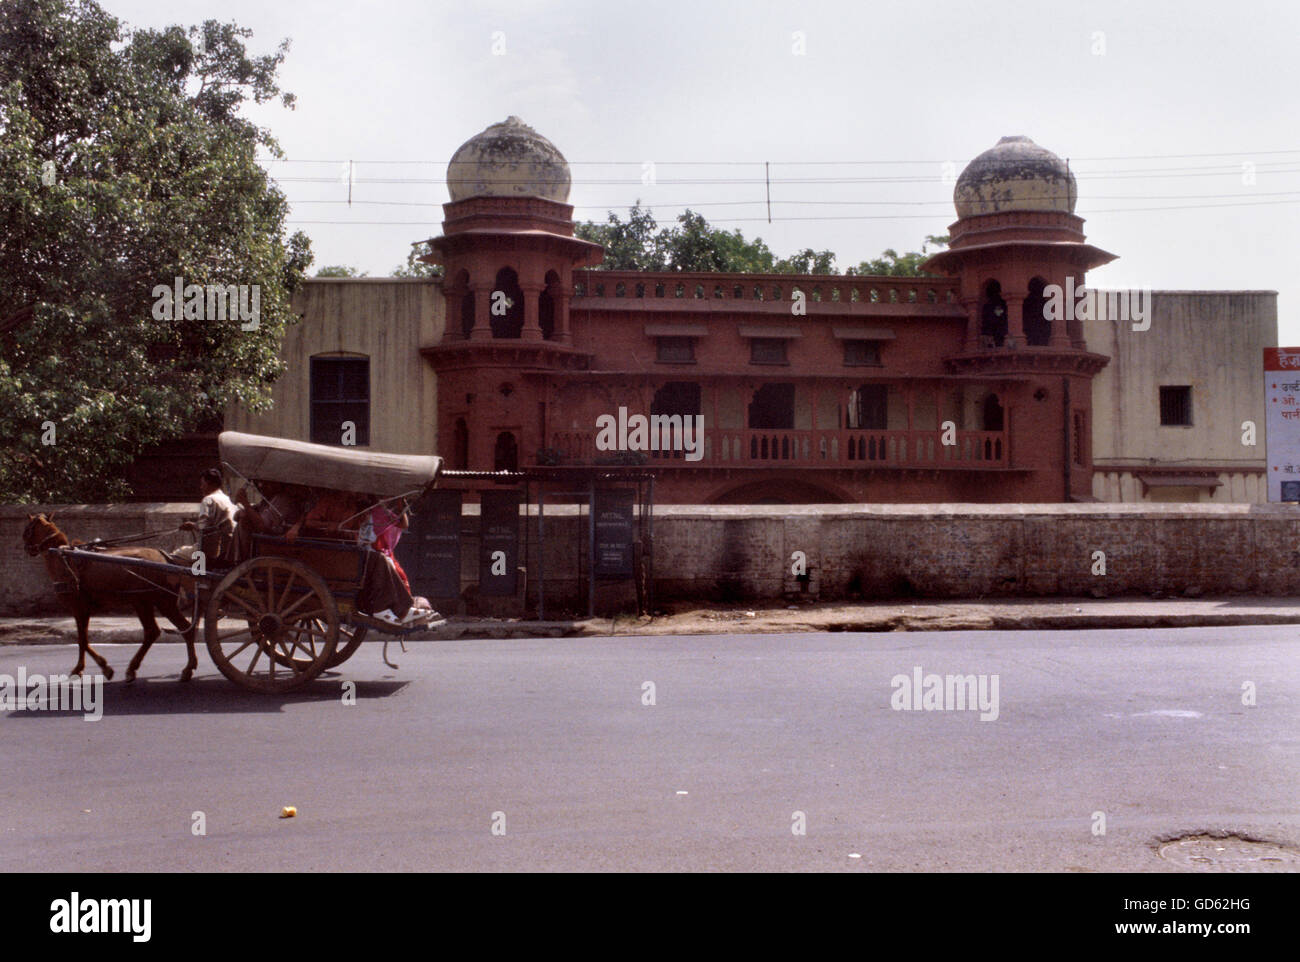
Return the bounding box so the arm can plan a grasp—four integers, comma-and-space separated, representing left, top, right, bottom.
70, 608, 89, 677
125, 600, 160, 684
160, 593, 198, 682
74, 604, 114, 681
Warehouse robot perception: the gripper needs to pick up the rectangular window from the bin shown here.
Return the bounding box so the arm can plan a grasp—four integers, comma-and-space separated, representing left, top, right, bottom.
750, 338, 788, 365
843, 340, 882, 366
1159, 385, 1192, 426
656, 336, 696, 363
311, 357, 370, 445
1073, 410, 1086, 465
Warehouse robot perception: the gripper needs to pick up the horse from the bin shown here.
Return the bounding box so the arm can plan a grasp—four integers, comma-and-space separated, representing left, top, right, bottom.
21, 513, 199, 683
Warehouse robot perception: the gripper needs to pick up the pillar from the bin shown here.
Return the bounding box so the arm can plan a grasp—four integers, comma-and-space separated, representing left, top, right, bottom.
521, 282, 544, 341
469, 281, 493, 341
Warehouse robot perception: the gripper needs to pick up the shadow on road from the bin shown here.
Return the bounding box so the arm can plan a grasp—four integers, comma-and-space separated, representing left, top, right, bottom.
1, 672, 411, 717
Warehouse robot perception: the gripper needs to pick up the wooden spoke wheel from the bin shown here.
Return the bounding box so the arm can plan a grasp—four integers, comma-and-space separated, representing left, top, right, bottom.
205, 558, 338, 693
324, 619, 367, 669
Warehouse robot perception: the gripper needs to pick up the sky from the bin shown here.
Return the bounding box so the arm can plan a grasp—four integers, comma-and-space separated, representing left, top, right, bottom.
106, 0, 1300, 341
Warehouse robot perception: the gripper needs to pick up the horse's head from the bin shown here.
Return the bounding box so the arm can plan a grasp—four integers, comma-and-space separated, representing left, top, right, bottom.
22, 512, 63, 556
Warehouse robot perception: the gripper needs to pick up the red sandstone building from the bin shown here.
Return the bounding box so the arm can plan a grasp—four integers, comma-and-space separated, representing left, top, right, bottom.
421, 120, 1112, 503
215, 118, 1272, 507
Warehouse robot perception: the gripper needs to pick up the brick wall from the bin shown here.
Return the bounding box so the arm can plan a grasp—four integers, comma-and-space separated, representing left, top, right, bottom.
6, 502, 1299, 616
2, 505, 194, 615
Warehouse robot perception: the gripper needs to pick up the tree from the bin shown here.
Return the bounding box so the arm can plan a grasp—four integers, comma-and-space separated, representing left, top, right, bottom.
0, 0, 311, 502
576, 206, 942, 276
847, 235, 949, 277
315, 265, 368, 277
391, 240, 442, 278
574, 201, 665, 270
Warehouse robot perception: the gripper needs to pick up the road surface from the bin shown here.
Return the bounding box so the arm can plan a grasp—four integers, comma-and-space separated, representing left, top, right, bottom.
1, 626, 1297, 871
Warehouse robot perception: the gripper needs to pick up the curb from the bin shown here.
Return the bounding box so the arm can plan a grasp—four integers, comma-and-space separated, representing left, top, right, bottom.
3, 611, 1300, 645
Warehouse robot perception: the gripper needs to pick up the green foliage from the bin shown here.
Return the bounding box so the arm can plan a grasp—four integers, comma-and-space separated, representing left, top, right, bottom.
315, 265, 368, 277
391, 240, 442, 278
0, 0, 310, 502
576, 205, 943, 277
846, 235, 949, 277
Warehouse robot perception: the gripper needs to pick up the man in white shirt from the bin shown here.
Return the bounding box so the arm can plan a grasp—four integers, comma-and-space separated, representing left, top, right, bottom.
181, 467, 237, 564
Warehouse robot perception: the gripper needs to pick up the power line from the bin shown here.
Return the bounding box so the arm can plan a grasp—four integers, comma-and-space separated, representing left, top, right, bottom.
283, 190, 1300, 209
284, 195, 1300, 226
256, 147, 1300, 166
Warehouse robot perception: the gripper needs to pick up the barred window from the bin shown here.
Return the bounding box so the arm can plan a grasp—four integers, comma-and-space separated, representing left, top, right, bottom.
843, 340, 882, 366
656, 336, 696, 363
750, 338, 788, 365
1159, 385, 1192, 426
310, 356, 369, 446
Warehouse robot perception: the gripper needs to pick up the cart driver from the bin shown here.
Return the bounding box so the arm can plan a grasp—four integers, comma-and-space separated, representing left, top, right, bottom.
180, 468, 238, 565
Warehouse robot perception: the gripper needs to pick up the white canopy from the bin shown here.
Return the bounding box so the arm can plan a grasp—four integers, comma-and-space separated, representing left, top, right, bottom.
219, 431, 442, 497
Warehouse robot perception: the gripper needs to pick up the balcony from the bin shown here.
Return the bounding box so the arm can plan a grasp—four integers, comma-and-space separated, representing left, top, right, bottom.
547, 428, 1007, 469
572, 271, 960, 312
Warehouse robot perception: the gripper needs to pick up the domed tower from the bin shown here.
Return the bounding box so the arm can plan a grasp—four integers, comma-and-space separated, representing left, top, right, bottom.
923, 136, 1116, 501
925, 135, 1116, 359
420, 118, 603, 472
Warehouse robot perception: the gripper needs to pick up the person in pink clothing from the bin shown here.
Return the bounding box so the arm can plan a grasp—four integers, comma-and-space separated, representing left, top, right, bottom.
370, 502, 409, 589
370, 500, 434, 613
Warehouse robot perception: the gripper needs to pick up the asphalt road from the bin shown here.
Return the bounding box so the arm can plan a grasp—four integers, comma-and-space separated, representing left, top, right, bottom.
1, 627, 1297, 872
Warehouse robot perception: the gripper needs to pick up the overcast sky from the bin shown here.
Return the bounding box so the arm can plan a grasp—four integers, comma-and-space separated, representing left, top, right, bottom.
107, 0, 1299, 341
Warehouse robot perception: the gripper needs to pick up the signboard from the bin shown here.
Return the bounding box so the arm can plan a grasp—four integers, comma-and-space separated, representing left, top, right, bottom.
479, 489, 521, 595
397, 489, 462, 600
594, 488, 635, 578
1264, 348, 1300, 502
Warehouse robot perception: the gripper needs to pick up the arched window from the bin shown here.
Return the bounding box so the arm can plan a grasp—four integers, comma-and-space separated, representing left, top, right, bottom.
453, 418, 469, 470
494, 432, 518, 472
491, 268, 525, 339
1023, 277, 1051, 346
980, 280, 1008, 347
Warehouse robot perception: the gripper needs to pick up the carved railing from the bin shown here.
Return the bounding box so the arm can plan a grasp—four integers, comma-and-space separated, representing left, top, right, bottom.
571, 271, 959, 307
545, 428, 1006, 468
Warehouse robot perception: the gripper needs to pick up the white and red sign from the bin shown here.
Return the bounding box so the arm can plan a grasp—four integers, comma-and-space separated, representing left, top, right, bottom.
1264, 348, 1300, 501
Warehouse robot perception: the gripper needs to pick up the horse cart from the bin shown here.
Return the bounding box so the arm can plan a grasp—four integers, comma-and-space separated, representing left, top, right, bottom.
43, 432, 444, 694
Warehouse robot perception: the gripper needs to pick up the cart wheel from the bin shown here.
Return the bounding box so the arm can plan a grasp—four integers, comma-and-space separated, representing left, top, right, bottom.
205, 558, 338, 693
324, 620, 367, 669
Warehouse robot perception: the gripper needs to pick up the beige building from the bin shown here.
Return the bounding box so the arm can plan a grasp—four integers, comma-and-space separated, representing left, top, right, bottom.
227, 278, 443, 456
1087, 290, 1276, 503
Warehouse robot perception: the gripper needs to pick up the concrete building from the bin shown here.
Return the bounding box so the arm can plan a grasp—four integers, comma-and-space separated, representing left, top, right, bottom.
214, 118, 1277, 505
1087, 291, 1274, 502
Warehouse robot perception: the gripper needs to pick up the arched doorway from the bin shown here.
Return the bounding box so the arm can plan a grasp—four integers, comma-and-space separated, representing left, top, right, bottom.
980, 280, 1007, 347
491, 268, 524, 339
452, 418, 469, 470
494, 431, 518, 471
1023, 277, 1051, 346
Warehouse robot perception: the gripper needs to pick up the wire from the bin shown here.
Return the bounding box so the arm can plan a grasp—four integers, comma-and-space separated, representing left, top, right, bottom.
283, 190, 1300, 209
255, 147, 1300, 166
285, 197, 1300, 226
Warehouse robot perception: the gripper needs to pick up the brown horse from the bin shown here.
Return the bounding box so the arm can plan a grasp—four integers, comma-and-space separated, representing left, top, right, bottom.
22, 513, 199, 683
